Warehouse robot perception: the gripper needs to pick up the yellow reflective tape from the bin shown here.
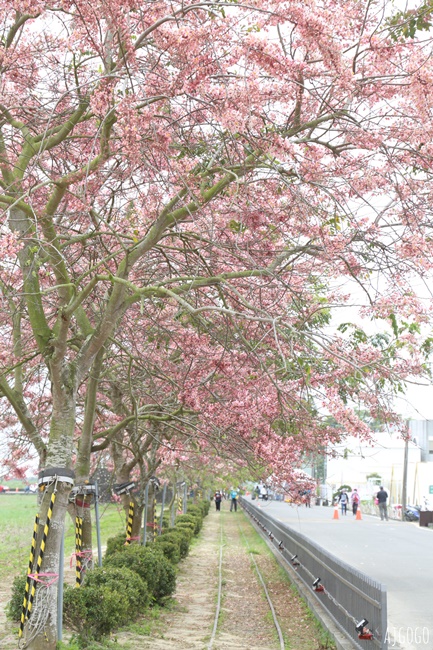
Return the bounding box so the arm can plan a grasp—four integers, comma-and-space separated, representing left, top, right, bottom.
19, 514, 39, 637
125, 501, 134, 543
25, 493, 56, 620
75, 516, 83, 587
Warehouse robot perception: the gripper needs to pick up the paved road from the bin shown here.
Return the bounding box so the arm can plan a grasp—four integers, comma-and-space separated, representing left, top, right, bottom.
249, 499, 433, 650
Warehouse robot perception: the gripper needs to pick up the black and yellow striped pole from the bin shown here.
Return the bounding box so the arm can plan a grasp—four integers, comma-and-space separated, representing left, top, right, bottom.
125, 500, 134, 545
19, 514, 39, 638
177, 493, 182, 514
75, 516, 83, 587
20, 490, 56, 636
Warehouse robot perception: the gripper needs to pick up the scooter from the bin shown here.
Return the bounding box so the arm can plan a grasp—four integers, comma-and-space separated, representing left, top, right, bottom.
404, 505, 420, 521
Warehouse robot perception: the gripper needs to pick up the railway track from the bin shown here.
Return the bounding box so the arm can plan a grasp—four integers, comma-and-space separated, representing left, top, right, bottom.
207, 507, 287, 650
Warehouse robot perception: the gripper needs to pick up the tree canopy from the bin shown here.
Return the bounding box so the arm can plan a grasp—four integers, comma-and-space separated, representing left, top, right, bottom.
1, 2, 433, 643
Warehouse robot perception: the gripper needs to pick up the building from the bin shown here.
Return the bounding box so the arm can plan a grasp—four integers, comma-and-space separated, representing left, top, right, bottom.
325, 421, 433, 507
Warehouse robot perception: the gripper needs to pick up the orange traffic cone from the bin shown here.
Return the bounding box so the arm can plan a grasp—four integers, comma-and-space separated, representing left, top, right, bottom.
333, 505, 339, 520
356, 508, 362, 520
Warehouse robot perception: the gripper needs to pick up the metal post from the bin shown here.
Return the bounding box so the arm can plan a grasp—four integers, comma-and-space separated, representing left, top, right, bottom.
142, 482, 149, 545
57, 527, 64, 641
183, 482, 187, 514
159, 483, 167, 535
402, 437, 408, 519
94, 481, 102, 567
380, 585, 388, 650
170, 486, 176, 527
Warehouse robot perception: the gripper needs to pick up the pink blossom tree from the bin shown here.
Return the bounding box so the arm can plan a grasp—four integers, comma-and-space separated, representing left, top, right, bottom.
1, 1, 433, 646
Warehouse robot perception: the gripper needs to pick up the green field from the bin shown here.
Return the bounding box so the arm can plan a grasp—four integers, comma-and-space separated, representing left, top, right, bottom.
0, 495, 127, 582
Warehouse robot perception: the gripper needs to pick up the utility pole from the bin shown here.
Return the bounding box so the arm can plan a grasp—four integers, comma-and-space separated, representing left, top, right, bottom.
402, 436, 409, 520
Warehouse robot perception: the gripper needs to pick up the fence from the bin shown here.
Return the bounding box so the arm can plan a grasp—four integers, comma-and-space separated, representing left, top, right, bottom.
240, 498, 387, 650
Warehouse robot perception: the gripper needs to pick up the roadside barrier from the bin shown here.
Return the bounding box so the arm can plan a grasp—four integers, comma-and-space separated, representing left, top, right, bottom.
241, 498, 387, 650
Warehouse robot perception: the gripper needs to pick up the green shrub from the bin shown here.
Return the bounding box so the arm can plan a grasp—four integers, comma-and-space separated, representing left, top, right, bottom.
63, 565, 149, 640
104, 545, 176, 603
174, 521, 195, 539
105, 532, 129, 557
174, 515, 202, 535
154, 537, 181, 564
160, 530, 190, 558
63, 583, 129, 640
199, 499, 210, 515
176, 513, 202, 534
82, 566, 149, 619
6, 574, 28, 621
161, 515, 170, 528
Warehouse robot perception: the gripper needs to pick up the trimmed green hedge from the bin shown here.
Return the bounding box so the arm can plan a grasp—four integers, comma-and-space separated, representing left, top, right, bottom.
160, 529, 190, 558
153, 537, 181, 564
63, 566, 148, 640
104, 544, 176, 604
176, 513, 202, 535
105, 532, 129, 557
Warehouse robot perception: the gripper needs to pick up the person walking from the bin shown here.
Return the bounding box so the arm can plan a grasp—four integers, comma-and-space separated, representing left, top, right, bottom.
338, 490, 348, 515
214, 490, 222, 511
351, 489, 360, 516
376, 486, 389, 521
230, 487, 239, 511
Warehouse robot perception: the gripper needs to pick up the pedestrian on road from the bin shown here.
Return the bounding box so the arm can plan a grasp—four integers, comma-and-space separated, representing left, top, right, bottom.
376, 486, 389, 521
338, 490, 348, 515
351, 489, 360, 516
214, 490, 222, 511
230, 487, 239, 511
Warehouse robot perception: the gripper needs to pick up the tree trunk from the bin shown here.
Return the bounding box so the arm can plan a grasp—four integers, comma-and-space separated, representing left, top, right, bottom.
120, 493, 144, 544
22, 480, 72, 650
67, 493, 94, 585
22, 377, 77, 648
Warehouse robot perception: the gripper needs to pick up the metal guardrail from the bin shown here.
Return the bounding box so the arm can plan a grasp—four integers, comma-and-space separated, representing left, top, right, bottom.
241, 498, 387, 650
